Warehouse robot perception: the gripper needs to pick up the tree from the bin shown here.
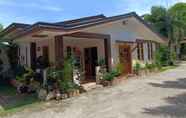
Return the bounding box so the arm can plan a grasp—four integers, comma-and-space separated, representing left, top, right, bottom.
168, 3, 186, 57
143, 6, 168, 37
0, 24, 3, 31
143, 3, 186, 58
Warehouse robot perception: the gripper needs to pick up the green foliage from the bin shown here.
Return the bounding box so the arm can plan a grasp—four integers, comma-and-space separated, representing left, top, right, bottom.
63, 57, 74, 81
111, 69, 120, 77
133, 62, 141, 74
145, 63, 156, 71
143, 6, 168, 37
98, 58, 106, 66
0, 24, 3, 31
155, 45, 176, 67
103, 72, 114, 81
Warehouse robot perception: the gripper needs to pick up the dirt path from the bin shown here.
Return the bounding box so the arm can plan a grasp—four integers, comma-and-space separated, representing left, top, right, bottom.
3, 62, 186, 118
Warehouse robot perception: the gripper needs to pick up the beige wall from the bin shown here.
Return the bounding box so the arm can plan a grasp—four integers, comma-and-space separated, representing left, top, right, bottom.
82, 17, 161, 68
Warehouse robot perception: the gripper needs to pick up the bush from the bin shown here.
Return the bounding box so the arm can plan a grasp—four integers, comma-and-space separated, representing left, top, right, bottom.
133, 62, 141, 74
155, 45, 176, 67
111, 69, 120, 77
103, 72, 115, 81
145, 63, 156, 71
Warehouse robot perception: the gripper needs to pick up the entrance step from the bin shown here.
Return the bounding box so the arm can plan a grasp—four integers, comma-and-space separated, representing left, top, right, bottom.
81, 82, 103, 91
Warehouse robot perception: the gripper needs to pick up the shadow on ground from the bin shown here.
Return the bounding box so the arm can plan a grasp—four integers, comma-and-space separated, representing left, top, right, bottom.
0, 85, 38, 112
143, 78, 186, 117
149, 78, 186, 89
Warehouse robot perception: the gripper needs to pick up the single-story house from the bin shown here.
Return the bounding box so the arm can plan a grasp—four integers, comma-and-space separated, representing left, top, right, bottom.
0, 12, 167, 82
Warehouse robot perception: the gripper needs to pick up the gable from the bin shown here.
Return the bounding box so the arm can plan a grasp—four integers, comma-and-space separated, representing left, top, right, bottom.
82, 16, 166, 43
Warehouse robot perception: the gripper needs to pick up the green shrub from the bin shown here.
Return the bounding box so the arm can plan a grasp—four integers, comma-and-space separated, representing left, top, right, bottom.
103, 72, 114, 81
145, 63, 157, 71
111, 69, 120, 77
155, 45, 176, 67
133, 62, 141, 74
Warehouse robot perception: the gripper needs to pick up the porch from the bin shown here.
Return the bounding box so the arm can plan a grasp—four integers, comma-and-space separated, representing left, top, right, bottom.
17, 32, 111, 83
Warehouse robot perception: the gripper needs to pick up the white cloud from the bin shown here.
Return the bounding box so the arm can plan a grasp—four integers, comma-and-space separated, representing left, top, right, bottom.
0, 0, 63, 12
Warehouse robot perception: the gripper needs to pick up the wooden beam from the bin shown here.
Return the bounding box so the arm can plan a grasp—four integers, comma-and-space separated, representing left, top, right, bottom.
104, 37, 112, 72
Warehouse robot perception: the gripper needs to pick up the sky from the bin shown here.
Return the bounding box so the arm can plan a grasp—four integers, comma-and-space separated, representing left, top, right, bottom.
0, 0, 185, 27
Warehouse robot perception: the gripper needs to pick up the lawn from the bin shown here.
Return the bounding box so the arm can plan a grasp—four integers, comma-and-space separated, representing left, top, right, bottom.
0, 85, 41, 116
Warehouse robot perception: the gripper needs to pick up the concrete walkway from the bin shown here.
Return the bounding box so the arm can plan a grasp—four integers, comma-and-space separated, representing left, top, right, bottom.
4, 62, 186, 118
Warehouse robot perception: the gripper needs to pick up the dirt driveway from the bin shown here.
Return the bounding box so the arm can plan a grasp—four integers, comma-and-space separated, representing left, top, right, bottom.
3, 62, 186, 118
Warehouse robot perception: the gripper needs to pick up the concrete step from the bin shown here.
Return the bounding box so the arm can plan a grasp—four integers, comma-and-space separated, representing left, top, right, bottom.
81, 82, 103, 91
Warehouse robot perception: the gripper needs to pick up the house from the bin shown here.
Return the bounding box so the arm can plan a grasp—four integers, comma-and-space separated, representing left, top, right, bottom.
0, 12, 167, 82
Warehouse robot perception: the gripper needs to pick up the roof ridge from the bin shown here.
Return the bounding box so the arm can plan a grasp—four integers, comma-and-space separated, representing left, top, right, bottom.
55, 14, 106, 24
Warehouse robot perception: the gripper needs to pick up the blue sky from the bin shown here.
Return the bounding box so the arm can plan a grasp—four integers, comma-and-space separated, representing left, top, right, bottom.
0, 0, 185, 27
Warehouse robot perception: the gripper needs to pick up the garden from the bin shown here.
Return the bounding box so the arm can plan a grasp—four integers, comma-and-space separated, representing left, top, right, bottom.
0, 43, 177, 116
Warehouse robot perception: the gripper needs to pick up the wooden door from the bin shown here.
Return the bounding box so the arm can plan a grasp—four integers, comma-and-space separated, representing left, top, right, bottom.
119, 45, 132, 74
84, 47, 98, 81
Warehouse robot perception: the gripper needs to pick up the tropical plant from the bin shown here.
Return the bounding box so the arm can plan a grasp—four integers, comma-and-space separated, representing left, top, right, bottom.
133, 62, 141, 75
103, 72, 114, 81
98, 58, 106, 67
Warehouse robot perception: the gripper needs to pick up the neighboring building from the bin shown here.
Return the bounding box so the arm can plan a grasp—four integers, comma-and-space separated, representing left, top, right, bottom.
0, 12, 167, 82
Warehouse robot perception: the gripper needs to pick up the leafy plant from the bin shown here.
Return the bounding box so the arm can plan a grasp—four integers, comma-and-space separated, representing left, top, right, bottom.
133, 62, 141, 75
103, 72, 114, 81
155, 45, 176, 67
98, 58, 106, 67
111, 69, 120, 77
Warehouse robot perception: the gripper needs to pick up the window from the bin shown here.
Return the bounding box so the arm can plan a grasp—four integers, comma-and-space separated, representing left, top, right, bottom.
147, 42, 154, 60
150, 42, 153, 59
147, 42, 151, 60
137, 43, 144, 60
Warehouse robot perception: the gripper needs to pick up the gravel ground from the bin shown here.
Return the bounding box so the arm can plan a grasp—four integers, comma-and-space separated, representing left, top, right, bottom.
3, 62, 186, 118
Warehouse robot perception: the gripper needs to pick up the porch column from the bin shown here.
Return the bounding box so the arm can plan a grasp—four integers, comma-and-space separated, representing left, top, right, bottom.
54, 35, 64, 67
104, 37, 112, 71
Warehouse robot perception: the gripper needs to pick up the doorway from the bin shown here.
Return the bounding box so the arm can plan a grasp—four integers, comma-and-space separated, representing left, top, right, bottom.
119, 44, 132, 74
84, 47, 98, 82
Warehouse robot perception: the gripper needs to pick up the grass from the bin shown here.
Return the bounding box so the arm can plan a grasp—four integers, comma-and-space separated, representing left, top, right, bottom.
0, 85, 41, 116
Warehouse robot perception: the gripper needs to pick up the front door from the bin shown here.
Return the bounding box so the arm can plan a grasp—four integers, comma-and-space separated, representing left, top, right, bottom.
119, 45, 132, 74
84, 47, 98, 81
